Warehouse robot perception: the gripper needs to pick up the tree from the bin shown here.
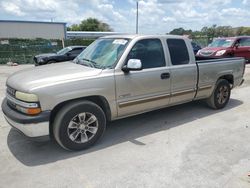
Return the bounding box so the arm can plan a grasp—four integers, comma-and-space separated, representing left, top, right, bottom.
67, 24, 81, 31
241, 27, 250, 35
169, 27, 192, 35
67, 18, 113, 31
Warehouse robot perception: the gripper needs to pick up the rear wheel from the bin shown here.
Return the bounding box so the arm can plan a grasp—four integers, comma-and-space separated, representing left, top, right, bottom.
206, 79, 231, 109
53, 100, 106, 150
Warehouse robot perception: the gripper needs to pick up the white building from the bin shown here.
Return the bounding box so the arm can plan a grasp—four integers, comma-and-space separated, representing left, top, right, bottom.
0, 20, 66, 39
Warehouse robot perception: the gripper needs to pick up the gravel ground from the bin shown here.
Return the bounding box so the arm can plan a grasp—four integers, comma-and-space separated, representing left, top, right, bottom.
0, 64, 250, 188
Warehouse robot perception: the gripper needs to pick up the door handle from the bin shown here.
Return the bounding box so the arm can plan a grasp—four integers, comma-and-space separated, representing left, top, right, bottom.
161, 72, 170, 79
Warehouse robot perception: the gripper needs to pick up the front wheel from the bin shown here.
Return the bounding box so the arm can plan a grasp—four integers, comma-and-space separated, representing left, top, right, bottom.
206, 79, 231, 109
53, 100, 106, 151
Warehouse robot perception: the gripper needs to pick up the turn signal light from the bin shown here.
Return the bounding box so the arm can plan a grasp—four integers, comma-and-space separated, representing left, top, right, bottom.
16, 105, 41, 115
27, 108, 42, 115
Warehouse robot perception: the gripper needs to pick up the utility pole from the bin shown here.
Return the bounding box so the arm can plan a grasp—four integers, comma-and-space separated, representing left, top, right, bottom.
136, 1, 139, 34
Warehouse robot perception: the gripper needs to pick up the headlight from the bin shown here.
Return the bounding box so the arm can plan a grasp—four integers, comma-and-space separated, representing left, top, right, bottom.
15, 91, 39, 102
13, 91, 42, 115
37, 58, 45, 63
215, 50, 226, 56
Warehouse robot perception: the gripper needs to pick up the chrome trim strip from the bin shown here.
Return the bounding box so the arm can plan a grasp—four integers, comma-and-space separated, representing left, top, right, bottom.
6, 93, 39, 108
119, 93, 170, 108
118, 87, 211, 108
198, 85, 212, 91
171, 89, 196, 97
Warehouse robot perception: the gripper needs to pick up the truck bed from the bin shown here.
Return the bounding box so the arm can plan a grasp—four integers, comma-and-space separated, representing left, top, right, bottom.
194, 57, 245, 100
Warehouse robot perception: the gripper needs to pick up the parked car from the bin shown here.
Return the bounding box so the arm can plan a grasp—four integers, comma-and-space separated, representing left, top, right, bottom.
196, 36, 250, 63
2, 35, 245, 151
191, 41, 201, 55
34, 46, 86, 66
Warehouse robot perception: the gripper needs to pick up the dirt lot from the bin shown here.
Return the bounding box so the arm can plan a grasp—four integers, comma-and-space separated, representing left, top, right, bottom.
0, 64, 250, 188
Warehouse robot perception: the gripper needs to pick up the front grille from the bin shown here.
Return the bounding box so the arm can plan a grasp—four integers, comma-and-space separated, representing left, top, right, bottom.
6, 86, 16, 111
200, 51, 214, 56
6, 86, 16, 97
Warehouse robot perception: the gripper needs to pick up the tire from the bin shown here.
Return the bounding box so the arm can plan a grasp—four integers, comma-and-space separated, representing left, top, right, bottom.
53, 100, 106, 151
206, 79, 231, 109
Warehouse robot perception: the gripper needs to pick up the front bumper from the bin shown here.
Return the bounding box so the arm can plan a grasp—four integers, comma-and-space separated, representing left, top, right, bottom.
2, 98, 51, 140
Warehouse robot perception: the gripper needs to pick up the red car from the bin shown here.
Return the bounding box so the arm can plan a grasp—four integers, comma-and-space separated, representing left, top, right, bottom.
197, 36, 250, 63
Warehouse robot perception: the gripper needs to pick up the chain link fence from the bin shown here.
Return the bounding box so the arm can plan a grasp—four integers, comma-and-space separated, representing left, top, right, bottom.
0, 38, 94, 64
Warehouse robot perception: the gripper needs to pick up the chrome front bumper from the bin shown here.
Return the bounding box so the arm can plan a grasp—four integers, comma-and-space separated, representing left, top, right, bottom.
2, 98, 50, 140
4, 115, 49, 138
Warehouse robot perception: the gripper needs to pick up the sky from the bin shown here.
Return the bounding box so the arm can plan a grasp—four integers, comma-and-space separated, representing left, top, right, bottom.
0, 0, 250, 34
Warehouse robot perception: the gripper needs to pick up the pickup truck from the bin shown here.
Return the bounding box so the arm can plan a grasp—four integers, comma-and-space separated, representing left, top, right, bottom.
2, 35, 245, 151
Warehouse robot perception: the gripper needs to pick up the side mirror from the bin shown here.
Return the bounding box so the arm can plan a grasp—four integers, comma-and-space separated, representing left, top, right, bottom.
66, 52, 71, 56
122, 59, 142, 73
234, 43, 239, 49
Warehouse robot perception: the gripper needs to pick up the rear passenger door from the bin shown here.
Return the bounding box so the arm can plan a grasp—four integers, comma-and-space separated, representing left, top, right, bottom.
115, 38, 171, 117
166, 39, 198, 105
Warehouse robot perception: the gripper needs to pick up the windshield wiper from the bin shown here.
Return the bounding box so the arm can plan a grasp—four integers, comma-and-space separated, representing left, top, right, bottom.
81, 58, 100, 68
75, 57, 103, 69
74, 58, 94, 68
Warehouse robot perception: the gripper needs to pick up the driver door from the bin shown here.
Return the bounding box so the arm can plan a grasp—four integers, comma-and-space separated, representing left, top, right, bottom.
234, 38, 250, 60
115, 39, 171, 117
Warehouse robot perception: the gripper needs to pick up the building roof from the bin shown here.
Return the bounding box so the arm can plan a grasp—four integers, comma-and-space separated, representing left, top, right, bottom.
0, 20, 66, 25
67, 31, 127, 39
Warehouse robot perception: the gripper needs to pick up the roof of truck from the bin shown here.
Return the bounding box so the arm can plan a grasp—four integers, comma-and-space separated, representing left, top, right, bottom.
101, 34, 187, 40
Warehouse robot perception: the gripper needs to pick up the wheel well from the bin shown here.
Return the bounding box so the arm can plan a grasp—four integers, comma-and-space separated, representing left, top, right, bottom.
218, 74, 234, 87
49, 96, 111, 136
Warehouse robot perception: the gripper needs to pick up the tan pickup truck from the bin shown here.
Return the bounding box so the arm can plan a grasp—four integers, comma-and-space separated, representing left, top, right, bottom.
2, 35, 245, 150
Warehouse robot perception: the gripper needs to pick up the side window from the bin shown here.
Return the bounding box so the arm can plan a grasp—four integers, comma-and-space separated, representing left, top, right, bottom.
239, 38, 250, 47
70, 48, 83, 55
167, 39, 190, 65
128, 39, 165, 69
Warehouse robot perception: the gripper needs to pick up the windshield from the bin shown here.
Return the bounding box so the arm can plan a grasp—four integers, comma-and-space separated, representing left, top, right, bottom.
208, 39, 234, 48
57, 47, 72, 55
74, 38, 130, 69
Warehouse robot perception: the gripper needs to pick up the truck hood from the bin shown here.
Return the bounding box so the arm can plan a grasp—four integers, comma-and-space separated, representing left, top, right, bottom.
7, 62, 102, 92
199, 47, 229, 56
201, 47, 228, 51
34, 53, 57, 58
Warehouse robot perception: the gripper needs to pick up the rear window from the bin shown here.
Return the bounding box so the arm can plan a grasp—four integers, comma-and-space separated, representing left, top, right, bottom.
167, 39, 190, 65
